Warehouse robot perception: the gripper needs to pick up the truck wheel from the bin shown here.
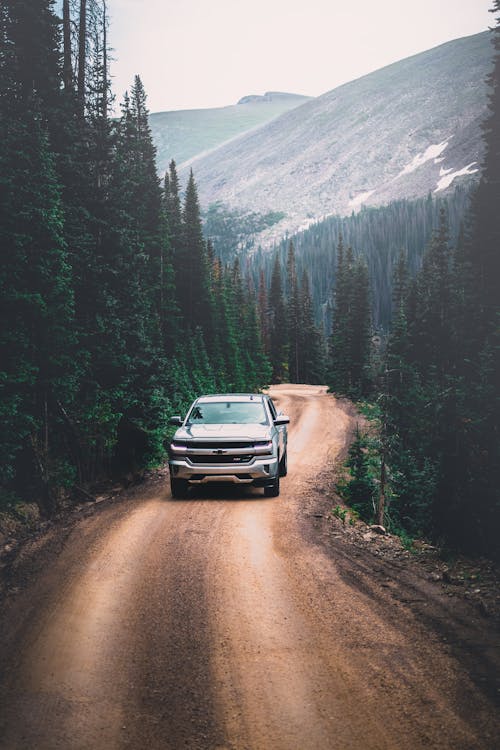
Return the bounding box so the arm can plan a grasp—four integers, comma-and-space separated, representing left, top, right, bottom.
170, 477, 189, 499
264, 473, 280, 497
279, 449, 288, 477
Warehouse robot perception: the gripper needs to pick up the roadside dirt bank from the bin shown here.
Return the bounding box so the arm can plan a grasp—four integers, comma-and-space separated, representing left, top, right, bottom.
0, 384, 498, 749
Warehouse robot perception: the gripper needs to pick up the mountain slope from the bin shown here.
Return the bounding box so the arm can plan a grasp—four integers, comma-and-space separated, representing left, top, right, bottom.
182, 32, 490, 248
149, 92, 310, 174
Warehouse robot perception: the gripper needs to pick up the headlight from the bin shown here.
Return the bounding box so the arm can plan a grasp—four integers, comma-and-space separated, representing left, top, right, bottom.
170, 442, 188, 454
254, 440, 274, 455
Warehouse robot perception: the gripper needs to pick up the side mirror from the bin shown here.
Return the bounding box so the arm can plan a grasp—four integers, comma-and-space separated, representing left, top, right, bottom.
169, 416, 183, 427
274, 416, 290, 426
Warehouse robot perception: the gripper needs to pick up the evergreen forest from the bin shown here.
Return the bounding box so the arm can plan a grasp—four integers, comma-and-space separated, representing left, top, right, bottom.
0, 0, 272, 515
249, 184, 475, 330
329, 3, 500, 557
1, 0, 499, 559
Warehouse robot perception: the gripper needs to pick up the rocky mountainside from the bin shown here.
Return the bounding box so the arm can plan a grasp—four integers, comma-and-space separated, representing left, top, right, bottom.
149, 92, 310, 175
181, 32, 490, 248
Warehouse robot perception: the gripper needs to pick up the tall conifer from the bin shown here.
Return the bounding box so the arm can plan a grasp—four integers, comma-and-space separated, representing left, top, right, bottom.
286, 242, 302, 382
0, 0, 77, 511
269, 254, 289, 383
180, 171, 213, 335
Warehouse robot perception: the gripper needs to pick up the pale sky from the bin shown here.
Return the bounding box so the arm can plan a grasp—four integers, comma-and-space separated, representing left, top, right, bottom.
105, 0, 491, 113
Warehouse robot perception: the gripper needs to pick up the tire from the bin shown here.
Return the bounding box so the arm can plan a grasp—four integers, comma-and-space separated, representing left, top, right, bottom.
264, 473, 280, 497
279, 449, 288, 477
170, 477, 189, 499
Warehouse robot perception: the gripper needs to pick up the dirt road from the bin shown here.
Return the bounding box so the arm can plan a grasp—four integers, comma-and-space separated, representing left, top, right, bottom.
0, 385, 499, 749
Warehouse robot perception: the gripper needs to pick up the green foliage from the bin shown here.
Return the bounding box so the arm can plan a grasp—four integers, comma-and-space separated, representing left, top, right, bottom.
268, 253, 289, 383
251, 187, 475, 332
340, 427, 377, 520
396, 529, 416, 552
299, 270, 326, 384
258, 248, 325, 385
389, 450, 438, 537
377, 16, 500, 561
329, 238, 373, 398
179, 170, 213, 332
0, 1, 272, 516
204, 203, 286, 263
0, 2, 79, 513
356, 401, 381, 422
331, 504, 359, 526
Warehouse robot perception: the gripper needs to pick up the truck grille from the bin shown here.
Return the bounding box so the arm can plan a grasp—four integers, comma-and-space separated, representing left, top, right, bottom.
188, 454, 253, 465
185, 441, 254, 449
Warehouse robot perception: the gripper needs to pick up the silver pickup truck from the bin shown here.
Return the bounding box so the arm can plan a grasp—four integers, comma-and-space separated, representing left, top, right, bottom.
168, 393, 289, 498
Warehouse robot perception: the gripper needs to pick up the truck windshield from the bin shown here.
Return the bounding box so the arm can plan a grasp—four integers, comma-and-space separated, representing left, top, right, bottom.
187, 401, 268, 425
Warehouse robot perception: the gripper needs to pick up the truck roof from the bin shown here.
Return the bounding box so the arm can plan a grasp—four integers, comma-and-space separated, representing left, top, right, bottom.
195, 393, 266, 403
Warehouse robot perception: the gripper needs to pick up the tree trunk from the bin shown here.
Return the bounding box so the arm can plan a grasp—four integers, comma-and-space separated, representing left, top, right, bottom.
102, 0, 108, 119
377, 451, 386, 527
77, 0, 86, 111
62, 0, 72, 90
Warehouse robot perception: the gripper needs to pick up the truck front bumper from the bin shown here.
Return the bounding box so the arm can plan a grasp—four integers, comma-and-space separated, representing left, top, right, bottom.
169, 456, 279, 485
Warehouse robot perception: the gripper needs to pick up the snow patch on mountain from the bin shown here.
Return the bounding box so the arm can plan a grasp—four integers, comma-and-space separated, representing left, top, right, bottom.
435, 162, 479, 192
399, 140, 450, 177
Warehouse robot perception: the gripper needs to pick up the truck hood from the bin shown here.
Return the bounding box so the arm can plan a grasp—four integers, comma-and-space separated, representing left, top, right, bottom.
174, 424, 272, 442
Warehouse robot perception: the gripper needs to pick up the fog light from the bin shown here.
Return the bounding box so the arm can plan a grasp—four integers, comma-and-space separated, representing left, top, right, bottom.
264, 464, 270, 474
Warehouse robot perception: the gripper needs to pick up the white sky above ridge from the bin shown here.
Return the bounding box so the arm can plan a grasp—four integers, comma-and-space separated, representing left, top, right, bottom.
89, 1, 492, 113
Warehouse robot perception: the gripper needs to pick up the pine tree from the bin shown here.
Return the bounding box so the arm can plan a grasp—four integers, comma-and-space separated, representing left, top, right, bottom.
300, 270, 326, 384
343, 427, 376, 520
186, 329, 217, 395
101, 76, 172, 473
164, 159, 183, 255
269, 253, 289, 383
210, 263, 245, 390
386, 252, 414, 440
473, 0, 500, 324
2, 0, 61, 108
258, 269, 271, 353
446, 2, 500, 555
329, 235, 351, 392
329, 237, 372, 397
0, 0, 77, 512
349, 259, 372, 397
384, 252, 435, 535
0, 0, 279, 516
243, 295, 273, 389
230, 259, 272, 390
411, 207, 453, 379
179, 170, 213, 335
286, 242, 302, 382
